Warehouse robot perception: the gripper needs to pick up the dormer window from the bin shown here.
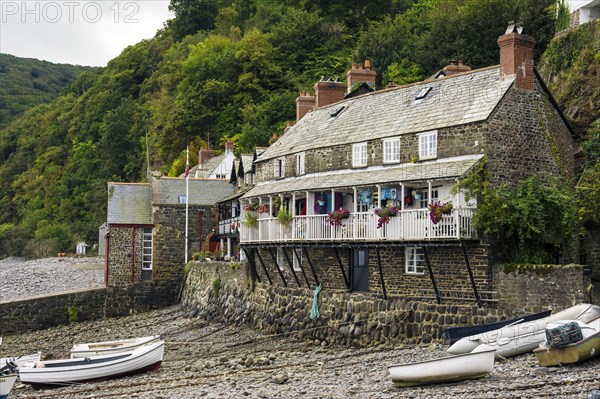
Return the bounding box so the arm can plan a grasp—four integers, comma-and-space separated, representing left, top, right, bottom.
352, 142, 367, 167
383, 137, 400, 163
418, 130, 437, 160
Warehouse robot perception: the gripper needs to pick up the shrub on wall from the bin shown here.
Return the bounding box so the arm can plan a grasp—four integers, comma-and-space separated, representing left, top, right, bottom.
454, 158, 577, 262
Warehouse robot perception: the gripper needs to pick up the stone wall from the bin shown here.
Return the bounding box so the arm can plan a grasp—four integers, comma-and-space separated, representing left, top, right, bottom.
107, 225, 146, 287
181, 261, 502, 346
0, 280, 181, 335
582, 228, 600, 304
247, 244, 491, 301
493, 263, 590, 317
256, 124, 484, 182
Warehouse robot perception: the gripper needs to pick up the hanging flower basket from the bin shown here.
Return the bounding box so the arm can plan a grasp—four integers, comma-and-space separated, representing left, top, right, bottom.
326, 208, 350, 226
244, 203, 269, 213
374, 205, 399, 228
243, 212, 258, 228
428, 201, 453, 224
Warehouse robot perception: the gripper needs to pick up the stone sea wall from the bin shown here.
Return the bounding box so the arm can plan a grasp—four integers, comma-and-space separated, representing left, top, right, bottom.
0, 280, 181, 335
181, 261, 505, 346
182, 260, 590, 345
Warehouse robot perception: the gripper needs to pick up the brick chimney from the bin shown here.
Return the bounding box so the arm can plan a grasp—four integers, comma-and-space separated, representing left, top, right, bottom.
346, 59, 377, 93
314, 79, 346, 108
225, 138, 234, 154
442, 59, 471, 76
198, 148, 215, 166
295, 91, 315, 122
497, 23, 536, 90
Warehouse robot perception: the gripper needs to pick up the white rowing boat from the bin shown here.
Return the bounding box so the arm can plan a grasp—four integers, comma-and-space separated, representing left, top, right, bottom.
448, 303, 600, 357
0, 374, 17, 399
388, 349, 495, 387
19, 340, 165, 387
70, 335, 161, 358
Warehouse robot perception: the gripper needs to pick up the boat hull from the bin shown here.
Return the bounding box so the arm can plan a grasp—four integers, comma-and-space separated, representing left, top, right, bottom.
19, 341, 164, 387
442, 310, 551, 345
388, 350, 495, 387
0, 374, 17, 398
448, 303, 600, 356
534, 331, 600, 367
70, 335, 161, 358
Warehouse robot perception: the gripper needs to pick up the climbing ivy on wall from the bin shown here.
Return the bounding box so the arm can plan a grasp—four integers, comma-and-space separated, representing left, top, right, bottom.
454, 157, 578, 262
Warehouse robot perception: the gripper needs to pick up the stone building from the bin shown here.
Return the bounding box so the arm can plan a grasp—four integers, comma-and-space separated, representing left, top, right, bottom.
105, 177, 233, 295
238, 26, 579, 307
568, 0, 600, 26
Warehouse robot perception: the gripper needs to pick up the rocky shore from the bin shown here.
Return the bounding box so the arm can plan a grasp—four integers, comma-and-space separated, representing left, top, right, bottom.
0, 258, 598, 398
0, 305, 597, 399
0, 256, 104, 302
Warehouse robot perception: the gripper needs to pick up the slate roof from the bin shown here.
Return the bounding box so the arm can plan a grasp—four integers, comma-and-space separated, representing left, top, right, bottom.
195, 154, 226, 178
241, 154, 254, 173
151, 177, 234, 206
107, 183, 152, 225
259, 66, 513, 161
242, 155, 483, 198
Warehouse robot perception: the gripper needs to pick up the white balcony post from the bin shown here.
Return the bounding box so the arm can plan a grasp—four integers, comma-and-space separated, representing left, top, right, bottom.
330, 189, 335, 240
455, 178, 461, 238
428, 180, 432, 239
376, 185, 381, 208
400, 184, 405, 211
353, 187, 357, 239
292, 192, 296, 240
306, 191, 311, 215
220, 238, 224, 257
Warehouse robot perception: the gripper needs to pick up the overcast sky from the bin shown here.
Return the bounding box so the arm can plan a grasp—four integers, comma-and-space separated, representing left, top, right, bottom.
1, 0, 174, 66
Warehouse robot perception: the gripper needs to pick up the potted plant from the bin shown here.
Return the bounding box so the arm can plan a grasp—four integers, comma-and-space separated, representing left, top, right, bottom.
243, 212, 258, 228
277, 207, 293, 227
428, 201, 453, 224
374, 204, 399, 228
326, 208, 350, 226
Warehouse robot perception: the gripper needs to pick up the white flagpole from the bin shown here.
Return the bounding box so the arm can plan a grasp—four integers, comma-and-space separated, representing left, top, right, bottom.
185, 146, 189, 264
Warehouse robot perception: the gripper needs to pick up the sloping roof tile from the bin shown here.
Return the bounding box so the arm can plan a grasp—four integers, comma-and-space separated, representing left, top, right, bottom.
259, 67, 512, 161
107, 183, 152, 225
151, 177, 234, 205
242, 155, 483, 198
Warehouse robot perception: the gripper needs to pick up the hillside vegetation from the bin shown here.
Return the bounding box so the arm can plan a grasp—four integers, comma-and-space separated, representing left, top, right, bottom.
0, 54, 92, 128
1, 0, 597, 257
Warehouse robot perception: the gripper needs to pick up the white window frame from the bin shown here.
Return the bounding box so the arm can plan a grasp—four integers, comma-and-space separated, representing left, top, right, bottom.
296, 152, 305, 175
418, 131, 437, 160
383, 137, 400, 164
292, 249, 302, 271
274, 157, 286, 179
352, 142, 367, 167
405, 247, 425, 275
276, 247, 285, 271
418, 189, 438, 209
142, 228, 153, 271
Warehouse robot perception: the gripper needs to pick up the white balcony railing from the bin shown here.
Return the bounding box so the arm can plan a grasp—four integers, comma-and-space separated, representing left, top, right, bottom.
240, 208, 476, 243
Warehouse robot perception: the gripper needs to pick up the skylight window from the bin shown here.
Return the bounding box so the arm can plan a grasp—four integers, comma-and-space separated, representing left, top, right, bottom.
414, 87, 432, 100
329, 105, 346, 118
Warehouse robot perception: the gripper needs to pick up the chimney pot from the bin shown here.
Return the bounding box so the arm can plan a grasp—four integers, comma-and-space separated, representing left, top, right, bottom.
364, 59, 371, 70
352, 63, 358, 70
358, 63, 363, 70
497, 25, 536, 90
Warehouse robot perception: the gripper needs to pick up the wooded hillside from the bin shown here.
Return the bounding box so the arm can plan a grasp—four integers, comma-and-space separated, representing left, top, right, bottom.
0, 0, 597, 257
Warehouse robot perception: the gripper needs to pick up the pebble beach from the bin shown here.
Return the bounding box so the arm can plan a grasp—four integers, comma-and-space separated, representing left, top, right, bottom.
1, 257, 599, 398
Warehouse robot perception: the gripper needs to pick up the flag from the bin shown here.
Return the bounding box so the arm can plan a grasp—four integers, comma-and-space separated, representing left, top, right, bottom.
184, 146, 190, 179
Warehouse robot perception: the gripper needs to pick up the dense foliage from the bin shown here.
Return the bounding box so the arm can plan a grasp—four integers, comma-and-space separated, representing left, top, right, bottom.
0, 54, 92, 128
454, 159, 578, 263
0, 0, 597, 257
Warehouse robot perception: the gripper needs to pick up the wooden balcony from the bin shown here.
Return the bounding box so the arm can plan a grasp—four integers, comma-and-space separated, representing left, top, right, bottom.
240, 208, 476, 243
